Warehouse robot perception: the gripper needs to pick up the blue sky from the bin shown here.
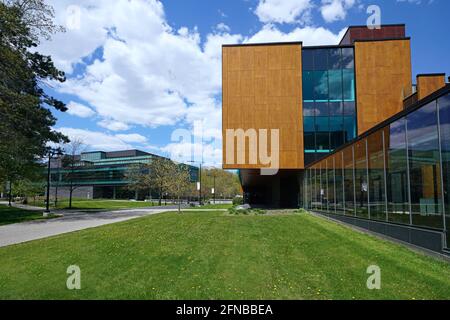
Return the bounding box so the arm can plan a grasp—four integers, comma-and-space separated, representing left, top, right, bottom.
39, 0, 450, 166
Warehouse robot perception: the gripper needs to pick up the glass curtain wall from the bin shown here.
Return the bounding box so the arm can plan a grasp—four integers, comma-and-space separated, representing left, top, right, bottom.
354, 139, 369, 218
368, 130, 387, 221
407, 102, 443, 229
302, 47, 356, 166
303, 91, 449, 247
335, 152, 345, 214
438, 93, 450, 245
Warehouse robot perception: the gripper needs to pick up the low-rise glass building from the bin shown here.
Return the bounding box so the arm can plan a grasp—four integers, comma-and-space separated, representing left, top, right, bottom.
49, 150, 199, 200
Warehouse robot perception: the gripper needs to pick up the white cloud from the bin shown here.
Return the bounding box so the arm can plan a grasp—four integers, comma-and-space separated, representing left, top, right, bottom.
254, 0, 313, 24
97, 119, 130, 132
245, 24, 346, 46
396, 0, 429, 3
40, 0, 239, 131
66, 101, 96, 118
115, 133, 148, 144
216, 23, 230, 33
162, 141, 222, 168
320, 0, 356, 23
41, 0, 352, 167
57, 127, 134, 151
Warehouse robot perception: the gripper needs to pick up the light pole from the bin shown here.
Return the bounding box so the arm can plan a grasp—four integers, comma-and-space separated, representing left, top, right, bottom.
212, 173, 216, 204
44, 148, 62, 216
198, 162, 202, 205
189, 161, 202, 205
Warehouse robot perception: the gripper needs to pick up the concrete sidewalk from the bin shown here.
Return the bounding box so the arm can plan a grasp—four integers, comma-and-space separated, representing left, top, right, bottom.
0, 207, 177, 248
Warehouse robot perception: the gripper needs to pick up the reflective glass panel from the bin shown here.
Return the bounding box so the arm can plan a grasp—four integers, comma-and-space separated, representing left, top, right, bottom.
343, 69, 355, 102
327, 156, 336, 212
407, 102, 443, 229
328, 49, 341, 70
328, 70, 343, 101
438, 93, 450, 244
386, 119, 410, 224
302, 71, 314, 102
335, 152, 345, 214
343, 146, 355, 216
341, 48, 354, 69
368, 130, 387, 221
314, 71, 329, 101
302, 50, 314, 71
355, 139, 369, 218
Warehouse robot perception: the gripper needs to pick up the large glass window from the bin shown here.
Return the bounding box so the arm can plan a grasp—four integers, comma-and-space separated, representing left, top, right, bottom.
303, 71, 314, 102
355, 139, 369, 218
386, 119, 410, 224
302, 90, 450, 243
328, 49, 341, 70
327, 157, 336, 213
407, 102, 443, 229
302, 50, 314, 71
343, 70, 355, 102
321, 161, 328, 211
343, 116, 357, 143
314, 166, 320, 211
330, 116, 344, 150
302, 47, 356, 166
316, 117, 330, 152
328, 70, 343, 101
335, 152, 345, 214
368, 130, 387, 221
314, 71, 329, 101
343, 146, 355, 216
438, 93, 450, 245
314, 49, 328, 71
341, 48, 354, 69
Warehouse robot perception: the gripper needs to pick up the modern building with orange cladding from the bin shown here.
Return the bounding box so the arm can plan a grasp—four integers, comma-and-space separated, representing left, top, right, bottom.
222, 24, 450, 254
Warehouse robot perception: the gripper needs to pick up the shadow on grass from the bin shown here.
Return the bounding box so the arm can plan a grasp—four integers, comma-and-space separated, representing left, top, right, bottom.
0, 205, 57, 226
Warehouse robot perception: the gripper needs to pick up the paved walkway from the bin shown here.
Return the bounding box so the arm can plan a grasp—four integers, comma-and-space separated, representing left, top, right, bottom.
0, 206, 179, 248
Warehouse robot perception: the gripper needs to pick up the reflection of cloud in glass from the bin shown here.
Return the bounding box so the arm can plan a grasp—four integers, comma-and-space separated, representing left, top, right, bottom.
389, 118, 406, 150
314, 71, 328, 96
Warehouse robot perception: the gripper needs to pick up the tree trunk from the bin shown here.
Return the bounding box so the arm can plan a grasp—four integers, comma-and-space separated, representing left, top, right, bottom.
8, 181, 12, 207
69, 186, 73, 209
178, 194, 181, 213
55, 184, 58, 208
159, 185, 162, 206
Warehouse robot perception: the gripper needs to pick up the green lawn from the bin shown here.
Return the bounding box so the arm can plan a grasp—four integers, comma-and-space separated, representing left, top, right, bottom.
0, 210, 449, 299
29, 199, 167, 210
200, 203, 233, 209
0, 205, 55, 226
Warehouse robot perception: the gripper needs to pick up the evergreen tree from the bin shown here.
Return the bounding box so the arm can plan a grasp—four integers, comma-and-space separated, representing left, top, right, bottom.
0, 0, 68, 205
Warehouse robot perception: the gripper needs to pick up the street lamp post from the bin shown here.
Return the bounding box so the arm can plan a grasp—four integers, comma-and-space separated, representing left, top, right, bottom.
44, 148, 62, 216
189, 161, 202, 205
212, 174, 216, 204
198, 162, 202, 205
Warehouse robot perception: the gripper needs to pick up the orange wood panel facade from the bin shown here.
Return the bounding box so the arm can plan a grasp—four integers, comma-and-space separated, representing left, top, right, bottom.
222, 44, 304, 169
354, 39, 412, 135
417, 74, 446, 100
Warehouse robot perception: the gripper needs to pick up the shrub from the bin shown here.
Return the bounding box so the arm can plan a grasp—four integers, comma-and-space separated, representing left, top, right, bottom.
227, 207, 266, 216
232, 196, 243, 206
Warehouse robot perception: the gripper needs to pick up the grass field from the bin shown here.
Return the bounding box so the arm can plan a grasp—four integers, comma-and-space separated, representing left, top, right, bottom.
199, 203, 233, 209
0, 210, 449, 299
0, 205, 55, 226
29, 199, 168, 210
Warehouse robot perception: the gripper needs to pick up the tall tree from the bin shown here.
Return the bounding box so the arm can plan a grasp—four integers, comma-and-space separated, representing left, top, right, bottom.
166, 163, 191, 213
145, 157, 175, 206
200, 168, 242, 200
0, 0, 68, 202
61, 139, 86, 209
